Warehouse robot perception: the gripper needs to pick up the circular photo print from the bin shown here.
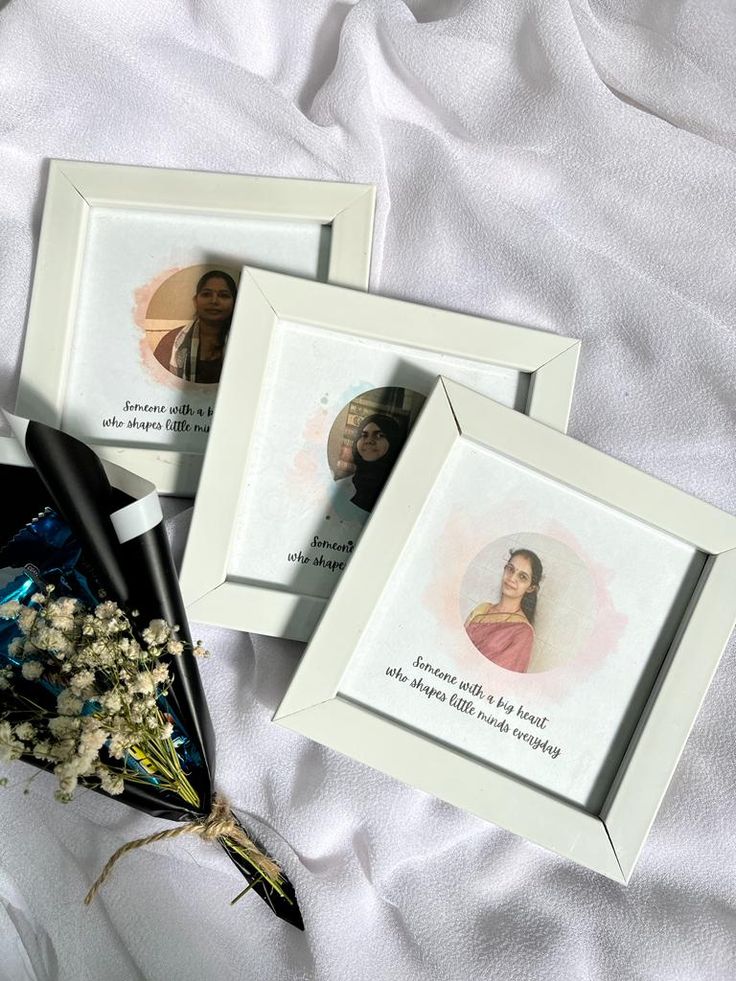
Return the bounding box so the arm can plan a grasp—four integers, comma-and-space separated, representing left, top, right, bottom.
460, 533, 596, 674
326, 387, 426, 513
143, 265, 239, 384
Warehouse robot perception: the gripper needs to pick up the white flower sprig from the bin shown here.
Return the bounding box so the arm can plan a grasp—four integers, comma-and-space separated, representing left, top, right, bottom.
0, 588, 208, 805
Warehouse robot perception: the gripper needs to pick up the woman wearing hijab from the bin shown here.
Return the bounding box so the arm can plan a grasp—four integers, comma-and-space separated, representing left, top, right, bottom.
348, 412, 406, 513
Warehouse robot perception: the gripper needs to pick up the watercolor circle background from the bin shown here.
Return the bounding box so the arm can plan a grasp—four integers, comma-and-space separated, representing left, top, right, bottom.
460, 532, 597, 673
141, 264, 240, 379
325, 385, 426, 480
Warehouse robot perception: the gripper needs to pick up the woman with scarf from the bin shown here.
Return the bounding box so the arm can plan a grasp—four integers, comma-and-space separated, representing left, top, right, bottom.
348, 412, 406, 513
154, 270, 237, 384
464, 549, 544, 673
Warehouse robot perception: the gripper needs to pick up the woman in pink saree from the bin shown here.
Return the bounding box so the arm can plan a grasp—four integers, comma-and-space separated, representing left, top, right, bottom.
464, 549, 543, 673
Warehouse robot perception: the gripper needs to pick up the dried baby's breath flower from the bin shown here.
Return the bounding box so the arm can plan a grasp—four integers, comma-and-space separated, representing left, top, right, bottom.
0, 722, 25, 763
97, 767, 124, 796
57, 690, 84, 717
32, 740, 55, 761
0, 598, 291, 908
14, 722, 36, 741
131, 672, 156, 697
46, 627, 72, 654
108, 732, 132, 760
18, 607, 38, 632
31, 624, 52, 648
101, 690, 122, 713
69, 669, 95, 695
94, 601, 118, 622
21, 660, 44, 681
54, 761, 83, 801
8, 637, 24, 658
1, 596, 206, 806
49, 596, 77, 617
48, 715, 80, 738
142, 620, 169, 645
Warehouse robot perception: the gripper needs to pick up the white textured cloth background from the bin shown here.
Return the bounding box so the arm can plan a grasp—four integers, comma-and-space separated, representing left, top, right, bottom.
1, 1, 735, 978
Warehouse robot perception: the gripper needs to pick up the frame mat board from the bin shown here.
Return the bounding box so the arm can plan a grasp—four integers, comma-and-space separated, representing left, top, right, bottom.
0, 426, 302, 927
180, 267, 580, 642
15, 160, 376, 496
275, 378, 736, 883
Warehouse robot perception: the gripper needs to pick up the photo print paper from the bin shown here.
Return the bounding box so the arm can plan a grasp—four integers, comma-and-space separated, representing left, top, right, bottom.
227, 321, 530, 602
60, 208, 326, 453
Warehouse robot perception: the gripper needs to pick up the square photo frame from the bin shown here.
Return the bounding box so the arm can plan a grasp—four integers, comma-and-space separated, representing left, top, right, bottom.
274, 378, 736, 881
15, 160, 376, 495
180, 269, 580, 642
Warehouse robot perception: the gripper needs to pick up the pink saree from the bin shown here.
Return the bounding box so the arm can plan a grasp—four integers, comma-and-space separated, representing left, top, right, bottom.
465, 617, 534, 673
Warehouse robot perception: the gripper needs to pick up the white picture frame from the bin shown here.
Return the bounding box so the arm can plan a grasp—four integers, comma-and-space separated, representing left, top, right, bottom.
180, 269, 580, 642
15, 160, 376, 496
273, 378, 736, 881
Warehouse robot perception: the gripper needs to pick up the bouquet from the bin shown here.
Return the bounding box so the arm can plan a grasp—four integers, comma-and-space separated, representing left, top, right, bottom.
0, 416, 302, 928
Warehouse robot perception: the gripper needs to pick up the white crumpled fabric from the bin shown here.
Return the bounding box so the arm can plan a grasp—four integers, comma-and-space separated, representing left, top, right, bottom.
1, 1, 735, 978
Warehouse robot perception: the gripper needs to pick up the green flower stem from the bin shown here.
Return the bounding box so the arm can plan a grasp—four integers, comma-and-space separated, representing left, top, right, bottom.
222, 836, 290, 904
126, 734, 200, 808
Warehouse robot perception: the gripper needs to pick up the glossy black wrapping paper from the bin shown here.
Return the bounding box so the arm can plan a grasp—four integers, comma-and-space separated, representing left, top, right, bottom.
0, 421, 303, 929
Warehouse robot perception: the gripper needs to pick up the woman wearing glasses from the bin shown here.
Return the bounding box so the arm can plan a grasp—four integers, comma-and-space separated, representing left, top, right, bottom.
464, 549, 543, 673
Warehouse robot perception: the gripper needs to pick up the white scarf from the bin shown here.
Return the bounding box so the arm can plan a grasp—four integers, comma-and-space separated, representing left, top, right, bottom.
169, 319, 201, 382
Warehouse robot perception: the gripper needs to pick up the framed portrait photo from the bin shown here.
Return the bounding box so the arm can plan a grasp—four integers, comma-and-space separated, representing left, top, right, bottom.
15, 160, 376, 495
274, 378, 736, 881
179, 268, 580, 642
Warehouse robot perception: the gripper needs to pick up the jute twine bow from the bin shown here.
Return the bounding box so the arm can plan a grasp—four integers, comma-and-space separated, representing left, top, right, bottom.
84, 794, 282, 906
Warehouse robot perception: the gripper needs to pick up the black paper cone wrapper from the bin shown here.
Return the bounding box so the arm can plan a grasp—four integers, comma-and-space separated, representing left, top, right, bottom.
0, 419, 303, 930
